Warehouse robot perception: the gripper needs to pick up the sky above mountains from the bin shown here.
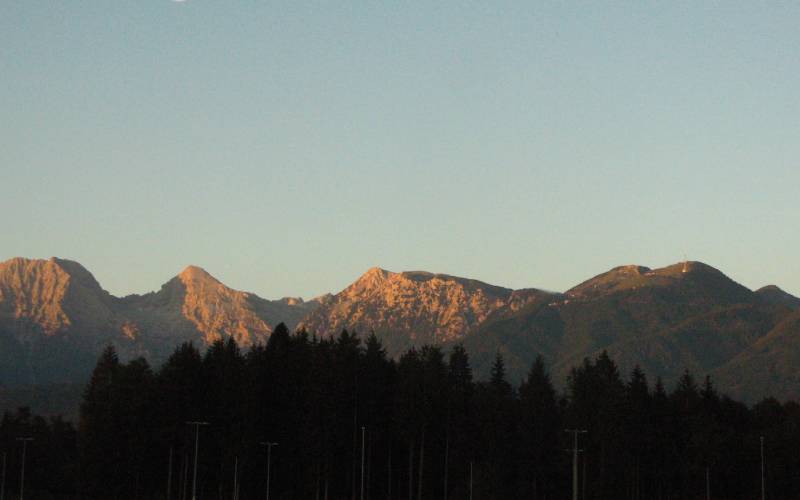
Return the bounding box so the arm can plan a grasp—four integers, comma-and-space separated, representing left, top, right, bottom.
2, 2, 798, 299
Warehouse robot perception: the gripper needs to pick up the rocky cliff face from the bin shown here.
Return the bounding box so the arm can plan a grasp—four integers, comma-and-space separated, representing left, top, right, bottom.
298, 267, 546, 355
0, 257, 114, 339
126, 265, 274, 348
0, 257, 321, 385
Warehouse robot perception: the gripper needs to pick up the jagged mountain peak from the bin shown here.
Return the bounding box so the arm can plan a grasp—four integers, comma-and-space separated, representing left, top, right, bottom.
1, 256, 99, 285
0, 257, 112, 337
350, 267, 392, 288
364, 266, 390, 276
178, 265, 221, 284
300, 267, 517, 352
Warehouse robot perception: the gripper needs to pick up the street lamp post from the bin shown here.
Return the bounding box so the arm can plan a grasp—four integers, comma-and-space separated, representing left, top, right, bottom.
565, 430, 587, 500
16, 438, 33, 500
469, 461, 473, 500
166, 446, 174, 500
260, 442, 278, 500
233, 455, 239, 500
760, 436, 765, 500
186, 422, 209, 500
360, 427, 366, 500
1, 450, 6, 500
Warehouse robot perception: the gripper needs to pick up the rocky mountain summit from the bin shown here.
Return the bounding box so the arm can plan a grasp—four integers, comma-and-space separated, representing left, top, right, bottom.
298, 267, 547, 353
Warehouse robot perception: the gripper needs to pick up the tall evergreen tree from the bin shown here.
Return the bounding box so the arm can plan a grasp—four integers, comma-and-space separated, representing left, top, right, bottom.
518, 355, 561, 500
79, 345, 122, 498
476, 351, 516, 500
624, 366, 651, 500
445, 345, 474, 500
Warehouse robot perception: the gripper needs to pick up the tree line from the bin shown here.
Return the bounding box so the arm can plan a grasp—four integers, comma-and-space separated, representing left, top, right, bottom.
1, 323, 799, 499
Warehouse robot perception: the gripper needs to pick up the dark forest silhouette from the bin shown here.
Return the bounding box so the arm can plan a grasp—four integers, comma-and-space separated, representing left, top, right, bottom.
1, 323, 799, 499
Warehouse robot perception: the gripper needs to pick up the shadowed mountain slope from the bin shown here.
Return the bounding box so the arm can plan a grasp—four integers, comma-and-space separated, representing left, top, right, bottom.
457, 262, 798, 400
713, 308, 800, 402
756, 285, 800, 310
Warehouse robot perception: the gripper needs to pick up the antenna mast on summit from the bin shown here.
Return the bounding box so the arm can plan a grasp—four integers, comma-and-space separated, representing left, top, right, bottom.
682, 255, 689, 273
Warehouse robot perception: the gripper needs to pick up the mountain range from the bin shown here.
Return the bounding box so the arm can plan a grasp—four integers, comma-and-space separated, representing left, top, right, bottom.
1, 257, 798, 408
0, 257, 323, 386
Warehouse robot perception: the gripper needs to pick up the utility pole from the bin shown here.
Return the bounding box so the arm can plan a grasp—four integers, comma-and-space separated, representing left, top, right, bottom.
705, 466, 710, 500
186, 421, 209, 500
16, 438, 33, 500
260, 441, 278, 500
760, 436, 765, 500
565, 430, 587, 500
360, 427, 366, 500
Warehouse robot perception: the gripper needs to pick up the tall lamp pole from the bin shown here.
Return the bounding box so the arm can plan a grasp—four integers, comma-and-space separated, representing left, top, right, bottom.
1, 450, 6, 500
469, 461, 473, 500
166, 446, 174, 500
260, 442, 278, 500
16, 438, 33, 500
360, 426, 367, 500
565, 430, 587, 500
186, 422, 209, 500
760, 436, 765, 500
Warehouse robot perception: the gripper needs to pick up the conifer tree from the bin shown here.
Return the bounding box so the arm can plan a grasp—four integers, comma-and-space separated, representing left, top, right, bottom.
79, 345, 122, 498
476, 351, 516, 499
518, 355, 560, 500
445, 345, 473, 500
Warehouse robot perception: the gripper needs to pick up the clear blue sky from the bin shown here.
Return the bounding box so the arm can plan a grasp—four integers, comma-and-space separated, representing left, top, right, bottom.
2, 2, 798, 299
